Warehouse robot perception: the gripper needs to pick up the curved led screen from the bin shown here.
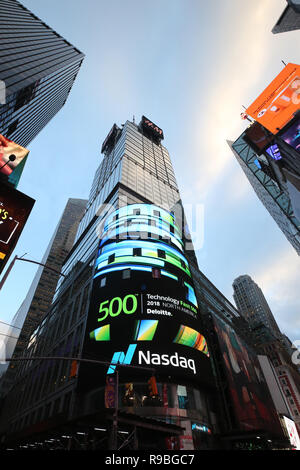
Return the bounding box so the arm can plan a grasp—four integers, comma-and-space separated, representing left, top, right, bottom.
79, 204, 213, 392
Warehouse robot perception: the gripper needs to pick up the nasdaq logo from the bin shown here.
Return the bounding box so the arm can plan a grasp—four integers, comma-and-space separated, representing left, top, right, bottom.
107, 343, 137, 374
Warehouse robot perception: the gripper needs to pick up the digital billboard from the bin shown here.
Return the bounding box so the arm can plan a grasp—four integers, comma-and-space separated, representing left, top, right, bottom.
280, 116, 300, 153
246, 63, 300, 134
0, 185, 35, 274
213, 316, 282, 435
265, 143, 283, 161
78, 204, 213, 393
0, 134, 29, 183
283, 416, 300, 450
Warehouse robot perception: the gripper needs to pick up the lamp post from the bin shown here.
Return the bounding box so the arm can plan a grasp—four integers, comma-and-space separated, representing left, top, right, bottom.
0, 254, 66, 291
0, 154, 16, 171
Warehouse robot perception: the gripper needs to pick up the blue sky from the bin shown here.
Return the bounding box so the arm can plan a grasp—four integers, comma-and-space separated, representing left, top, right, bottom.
0, 0, 299, 344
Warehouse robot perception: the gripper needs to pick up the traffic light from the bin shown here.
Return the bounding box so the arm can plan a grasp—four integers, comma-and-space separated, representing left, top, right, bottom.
69, 360, 78, 378
148, 376, 158, 397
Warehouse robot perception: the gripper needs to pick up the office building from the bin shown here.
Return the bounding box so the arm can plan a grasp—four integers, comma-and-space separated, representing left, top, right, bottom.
232, 275, 282, 338
0, 0, 84, 185
0, 117, 288, 450
229, 136, 300, 255
0, 198, 87, 395
233, 275, 300, 433
272, 0, 300, 34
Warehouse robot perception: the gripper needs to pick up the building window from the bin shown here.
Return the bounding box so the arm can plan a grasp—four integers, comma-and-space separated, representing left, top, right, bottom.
6, 119, 19, 137
133, 248, 142, 256
122, 269, 131, 279
100, 277, 106, 287
108, 254, 115, 264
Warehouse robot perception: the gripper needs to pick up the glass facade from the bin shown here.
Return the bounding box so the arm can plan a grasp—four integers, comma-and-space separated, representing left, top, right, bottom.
231, 134, 300, 255
0, 0, 84, 151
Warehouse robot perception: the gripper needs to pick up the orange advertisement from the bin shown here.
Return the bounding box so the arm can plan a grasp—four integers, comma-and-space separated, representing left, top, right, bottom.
246, 63, 300, 134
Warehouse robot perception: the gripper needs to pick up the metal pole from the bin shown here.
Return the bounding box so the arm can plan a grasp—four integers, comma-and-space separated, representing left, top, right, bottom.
112, 367, 119, 450
0, 255, 17, 290
0, 256, 65, 291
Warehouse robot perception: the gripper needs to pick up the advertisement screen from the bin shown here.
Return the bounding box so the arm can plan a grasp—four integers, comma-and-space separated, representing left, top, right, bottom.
280, 117, 300, 153
265, 143, 283, 160
213, 316, 282, 434
0, 185, 35, 274
283, 416, 300, 450
246, 63, 300, 134
0, 134, 29, 181
78, 204, 213, 393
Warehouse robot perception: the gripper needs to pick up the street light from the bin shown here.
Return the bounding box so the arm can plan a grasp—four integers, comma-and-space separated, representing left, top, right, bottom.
0, 254, 66, 291
0, 154, 16, 171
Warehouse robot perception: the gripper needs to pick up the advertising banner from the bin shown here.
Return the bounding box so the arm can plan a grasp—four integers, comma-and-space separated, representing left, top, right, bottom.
78, 204, 213, 393
280, 116, 300, 153
213, 315, 282, 435
0, 185, 35, 274
246, 63, 300, 134
283, 416, 300, 450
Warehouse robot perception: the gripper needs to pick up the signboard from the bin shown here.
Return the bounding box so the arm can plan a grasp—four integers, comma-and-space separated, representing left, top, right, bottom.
280, 116, 300, 153
0, 134, 29, 182
283, 416, 300, 450
0, 185, 35, 274
246, 63, 300, 134
78, 204, 213, 393
213, 316, 283, 435
140, 116, 164, 141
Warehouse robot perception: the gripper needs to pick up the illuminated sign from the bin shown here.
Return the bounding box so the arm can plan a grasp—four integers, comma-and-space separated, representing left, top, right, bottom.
283, 416, 300, 450
0, 185, 35, 274
265, 143, 282, 160
280, 116, 300, 153
246, 63, 300, 134
0, 134, 29, 181
191, 423, 212, 434
140, 116, 164, 141
78, 204, 213, 393
213, 316, 283, 434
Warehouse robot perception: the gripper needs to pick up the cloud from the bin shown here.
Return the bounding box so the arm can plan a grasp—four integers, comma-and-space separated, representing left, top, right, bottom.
189, 0, 278, 199
254, 247, 300, 340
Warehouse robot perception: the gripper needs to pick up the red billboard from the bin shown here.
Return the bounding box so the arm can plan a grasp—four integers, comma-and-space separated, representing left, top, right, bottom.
0, 185, 35, 274
246, 63, 300, 134
213, 316, 282, 435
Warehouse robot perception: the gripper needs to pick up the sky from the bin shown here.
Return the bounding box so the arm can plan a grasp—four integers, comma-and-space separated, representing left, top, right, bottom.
0, 0, 299, 346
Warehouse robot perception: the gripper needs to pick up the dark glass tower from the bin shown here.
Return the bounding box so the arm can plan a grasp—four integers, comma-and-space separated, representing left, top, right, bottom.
232, 275, 282, 338
229, 136, 300, 255
0, 0, 84, 148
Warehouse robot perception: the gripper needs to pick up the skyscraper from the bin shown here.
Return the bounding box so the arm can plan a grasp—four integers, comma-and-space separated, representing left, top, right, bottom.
0, 198, 87, 395
272, 1, 300, 34
232, 275, 282, 338
0, 117, 287, 450
229, 137, 300, 255
0, 0, 84, 152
